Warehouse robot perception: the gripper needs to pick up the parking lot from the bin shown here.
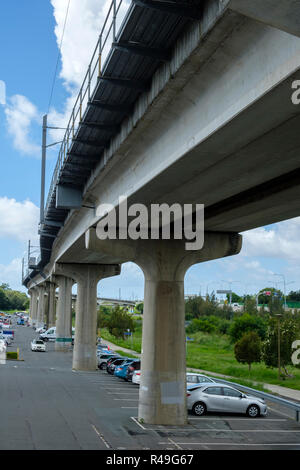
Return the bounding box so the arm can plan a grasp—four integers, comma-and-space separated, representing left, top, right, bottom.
1, 322, 300, 450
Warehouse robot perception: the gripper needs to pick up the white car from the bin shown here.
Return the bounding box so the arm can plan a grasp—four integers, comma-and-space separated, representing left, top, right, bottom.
132, 370, 141, 384
35, 326, 46, 334
40, 326, 75, 342
186, 373, 216, 386
31, 339, 46, 352
0, 334, 11, 346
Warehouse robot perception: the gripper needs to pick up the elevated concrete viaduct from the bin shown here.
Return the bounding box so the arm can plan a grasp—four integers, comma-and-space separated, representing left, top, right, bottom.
24, 0, 300, 424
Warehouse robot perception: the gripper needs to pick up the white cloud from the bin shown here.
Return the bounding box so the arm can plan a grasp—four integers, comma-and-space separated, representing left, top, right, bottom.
242, 217, 300, 262
0, 197, 39, 244
0, 258, 25, 291
4, 94, 41, 156
47, 0, 131, 142
50, 0, 130, 88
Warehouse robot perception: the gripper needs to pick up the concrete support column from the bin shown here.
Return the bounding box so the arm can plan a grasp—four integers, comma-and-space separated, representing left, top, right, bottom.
29, 287, 38, 327
86, 229, 242, 425
46, 281, 57, 328
54, 263, 120, 370
55, 276, 74, 352
36, 285, 46, 329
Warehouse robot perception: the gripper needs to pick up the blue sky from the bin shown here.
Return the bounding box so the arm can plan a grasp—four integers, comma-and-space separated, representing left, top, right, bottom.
0, 0, 299, 300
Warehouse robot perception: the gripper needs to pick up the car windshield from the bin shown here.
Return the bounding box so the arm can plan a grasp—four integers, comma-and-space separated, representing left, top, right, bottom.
35, 341, 44, 345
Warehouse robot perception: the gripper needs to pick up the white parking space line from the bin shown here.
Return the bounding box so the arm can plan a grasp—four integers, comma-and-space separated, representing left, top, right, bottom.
174, 429, 300, 433
121, 407, 138, 409
158, 442, 300, 447
114, 398, 139, 401
167, 437, 183, 450
189, 417, 287, 422
91, 424, 112, 449
103, 388, 138, 390
131, 417, 146, 430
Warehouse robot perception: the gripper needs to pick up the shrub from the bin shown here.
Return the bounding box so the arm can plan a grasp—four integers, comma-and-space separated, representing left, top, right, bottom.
6, 351, 18, 360
234, 331, 262, 371
229, 313, 267, 343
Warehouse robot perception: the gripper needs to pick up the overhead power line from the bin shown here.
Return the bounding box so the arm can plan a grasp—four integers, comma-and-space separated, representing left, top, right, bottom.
47, 0, 71, 114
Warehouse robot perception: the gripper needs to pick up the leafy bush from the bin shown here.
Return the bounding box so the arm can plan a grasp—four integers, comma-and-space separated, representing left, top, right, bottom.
6, 351, 18, 360
229, 313, 267, 343
262, 314, 300, 375
186, 316, 219, 334
102, 306, 135, 339
234, 331, 262, 371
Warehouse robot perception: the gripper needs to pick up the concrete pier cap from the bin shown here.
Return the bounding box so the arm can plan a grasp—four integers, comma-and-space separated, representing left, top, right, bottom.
85, 228, 242, 425
53, 262, 121, 370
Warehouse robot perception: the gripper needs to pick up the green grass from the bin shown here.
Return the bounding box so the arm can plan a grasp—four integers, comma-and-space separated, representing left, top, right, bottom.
115, 350, 139, 359
186, 331, 300, 391
100, 327, 300, 391
100, 327, 142, 353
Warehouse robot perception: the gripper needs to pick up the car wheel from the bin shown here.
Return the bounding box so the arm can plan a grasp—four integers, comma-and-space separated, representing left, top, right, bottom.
100, 363, 106, 370
247, 404, 260, 418
192, 402, 206, 416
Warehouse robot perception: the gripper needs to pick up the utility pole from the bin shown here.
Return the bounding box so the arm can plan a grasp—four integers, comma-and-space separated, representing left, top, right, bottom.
276, 314, 282, 380
40, 115, 47, 227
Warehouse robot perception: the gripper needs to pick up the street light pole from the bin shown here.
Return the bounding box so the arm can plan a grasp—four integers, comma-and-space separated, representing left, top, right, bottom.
274, 275, 295, 311
275, 314, 282, 380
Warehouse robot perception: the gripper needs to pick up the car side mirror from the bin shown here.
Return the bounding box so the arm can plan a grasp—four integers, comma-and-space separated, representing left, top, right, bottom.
241, 394, 247, 399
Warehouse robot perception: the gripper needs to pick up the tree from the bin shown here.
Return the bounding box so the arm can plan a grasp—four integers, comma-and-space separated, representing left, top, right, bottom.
0, 285, 29, 311
234, 332, 262, 371
287, 290, 300, 302
257, 287, 283, 307
97, 305, 113, 330
262, 314, 300, 376
105, 306, 135, 338
0, 288, 10, 310
134, 302, 144, 315
229, 313, 267, 343
226, 292, 243, 304
243, 297, 258, 315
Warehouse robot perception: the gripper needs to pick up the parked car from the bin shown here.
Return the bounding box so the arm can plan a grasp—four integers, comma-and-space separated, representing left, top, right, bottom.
0, 333, 11, 346
97, 353, 120, 370
31, 339, 46, 352
132, 370, 141, 385
186, 373, 216, 386
40, 326, 75, 342
35, 325, 47, 334
96, 344, 111, 355
125, 360, 141, 382
114, 359, 136, 379
17, 318, 25, 326
187, 384, 268, 417
106, 357, 129, 374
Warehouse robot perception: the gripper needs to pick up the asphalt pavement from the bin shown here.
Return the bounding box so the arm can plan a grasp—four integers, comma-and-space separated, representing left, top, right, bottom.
1, 320, 300, 450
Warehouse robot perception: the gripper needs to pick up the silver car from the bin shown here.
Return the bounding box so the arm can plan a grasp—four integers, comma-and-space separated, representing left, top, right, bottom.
186, 373, 215, 386
187, 384, 267, 418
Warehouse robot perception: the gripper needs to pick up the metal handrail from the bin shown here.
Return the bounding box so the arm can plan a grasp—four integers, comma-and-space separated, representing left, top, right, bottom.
45, 0, 127, 216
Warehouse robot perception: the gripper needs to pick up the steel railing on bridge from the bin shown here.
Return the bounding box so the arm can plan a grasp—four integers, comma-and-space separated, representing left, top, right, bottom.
45, 0, 128, 217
